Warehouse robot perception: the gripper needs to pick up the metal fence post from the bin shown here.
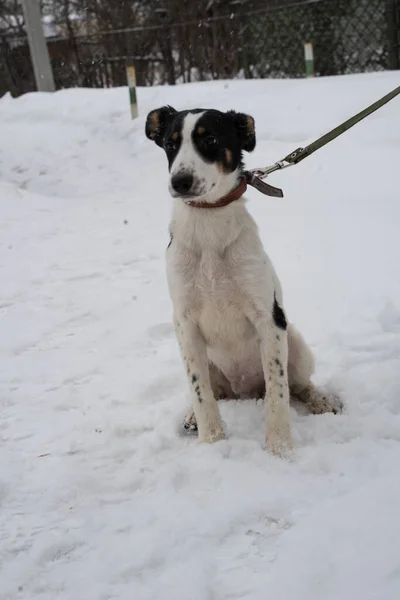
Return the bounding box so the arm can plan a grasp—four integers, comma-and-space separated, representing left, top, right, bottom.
385, 0, 400, 69
21, 0, 55, 92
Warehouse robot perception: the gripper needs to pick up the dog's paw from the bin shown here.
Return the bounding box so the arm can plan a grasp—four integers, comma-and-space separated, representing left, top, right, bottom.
323, 393, 343, 415
298, 385, 343, 415
199, 427, 226, 444
265, 432, 294, 459
183, 408, 198, 434
183, 409, 225, 442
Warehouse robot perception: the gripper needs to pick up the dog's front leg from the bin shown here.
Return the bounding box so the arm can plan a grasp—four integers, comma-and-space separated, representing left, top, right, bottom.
175, 315, 225, 443
254, 315, 293, 457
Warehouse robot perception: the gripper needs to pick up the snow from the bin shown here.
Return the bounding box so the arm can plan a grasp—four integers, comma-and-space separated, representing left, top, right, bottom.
1, 71, 400, 599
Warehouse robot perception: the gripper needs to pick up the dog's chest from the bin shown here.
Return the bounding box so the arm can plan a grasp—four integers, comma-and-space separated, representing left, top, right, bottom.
196, 250, 235, 300
173, 249, 256, 349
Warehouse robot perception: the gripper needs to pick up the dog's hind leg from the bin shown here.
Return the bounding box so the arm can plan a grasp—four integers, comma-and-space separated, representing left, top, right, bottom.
183, 407, 198, 433
288, 324, 342, 414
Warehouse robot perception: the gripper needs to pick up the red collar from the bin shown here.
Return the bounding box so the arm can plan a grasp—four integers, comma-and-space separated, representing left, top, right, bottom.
185, 177, 247, 208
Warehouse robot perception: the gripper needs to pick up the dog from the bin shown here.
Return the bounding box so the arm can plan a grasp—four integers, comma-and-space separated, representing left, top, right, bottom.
145, 106, 341, 456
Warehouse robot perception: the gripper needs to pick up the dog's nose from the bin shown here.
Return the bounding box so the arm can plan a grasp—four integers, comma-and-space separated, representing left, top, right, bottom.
171, 173, 193, 195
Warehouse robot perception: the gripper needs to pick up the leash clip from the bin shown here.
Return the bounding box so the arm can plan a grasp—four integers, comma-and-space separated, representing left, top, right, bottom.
245, 169, 284, 198
245, 147, 304, 199
249, 158, 296, 180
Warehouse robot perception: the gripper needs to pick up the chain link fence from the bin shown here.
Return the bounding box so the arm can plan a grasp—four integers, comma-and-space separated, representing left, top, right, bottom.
1, 0, 399, 97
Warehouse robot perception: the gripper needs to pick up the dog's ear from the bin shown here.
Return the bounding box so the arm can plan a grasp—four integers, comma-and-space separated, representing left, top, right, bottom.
227, 110, 256, 153
145, 105, 177, 148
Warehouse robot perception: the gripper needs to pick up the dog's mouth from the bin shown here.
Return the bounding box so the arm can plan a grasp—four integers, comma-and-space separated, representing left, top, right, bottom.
169, 187, 198, 200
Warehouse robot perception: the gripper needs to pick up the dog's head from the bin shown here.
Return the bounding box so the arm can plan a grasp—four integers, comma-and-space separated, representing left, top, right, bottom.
145, 107, 256, 205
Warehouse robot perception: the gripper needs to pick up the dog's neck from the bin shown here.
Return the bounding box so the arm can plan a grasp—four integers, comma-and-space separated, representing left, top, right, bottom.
185, 176, 247, 209
170, 191, 257, 254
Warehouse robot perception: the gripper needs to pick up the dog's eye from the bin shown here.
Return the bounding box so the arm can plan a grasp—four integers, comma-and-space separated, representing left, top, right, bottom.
165, 140, 176, 151
205, 136, 217, 146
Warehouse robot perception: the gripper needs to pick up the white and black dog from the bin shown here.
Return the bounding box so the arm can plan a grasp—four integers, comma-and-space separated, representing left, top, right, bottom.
146, 106, 341, 457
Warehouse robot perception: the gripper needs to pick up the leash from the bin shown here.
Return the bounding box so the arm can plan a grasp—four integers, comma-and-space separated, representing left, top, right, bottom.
245, 85, 400, 199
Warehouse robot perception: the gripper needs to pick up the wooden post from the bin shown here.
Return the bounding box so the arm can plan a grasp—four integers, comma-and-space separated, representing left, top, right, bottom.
304, 42, 314, 78
126, 61, 138, 119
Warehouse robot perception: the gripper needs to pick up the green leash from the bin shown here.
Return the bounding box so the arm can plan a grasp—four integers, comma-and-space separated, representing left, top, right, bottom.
246, 85, 400, 198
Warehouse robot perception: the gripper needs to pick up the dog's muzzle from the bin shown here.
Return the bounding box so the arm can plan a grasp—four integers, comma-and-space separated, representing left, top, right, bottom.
170, 173, 194, 196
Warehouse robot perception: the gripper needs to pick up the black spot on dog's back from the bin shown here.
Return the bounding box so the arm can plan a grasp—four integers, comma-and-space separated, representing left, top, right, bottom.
273, 294, 287, 330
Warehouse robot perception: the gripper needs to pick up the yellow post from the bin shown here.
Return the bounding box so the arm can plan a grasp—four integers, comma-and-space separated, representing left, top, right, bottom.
304, 42, 314, 78
126, 62, 138, 119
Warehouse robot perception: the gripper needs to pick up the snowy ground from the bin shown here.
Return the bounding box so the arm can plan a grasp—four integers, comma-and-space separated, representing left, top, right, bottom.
1, 71, 400, 600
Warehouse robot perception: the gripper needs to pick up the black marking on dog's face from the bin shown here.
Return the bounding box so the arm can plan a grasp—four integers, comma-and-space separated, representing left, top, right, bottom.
190, 110, 253, 173
145, 106, 256, 204
273, 294, 287, 330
